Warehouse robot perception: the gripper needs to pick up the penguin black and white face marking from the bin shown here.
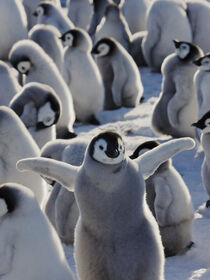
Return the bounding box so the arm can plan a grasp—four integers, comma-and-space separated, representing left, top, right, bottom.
0, 185, 18, 216
173, 40, 201, 61
89, 131, 125, 165
92, 38, 115, 57
61, 31, 74, 47
130, 140, 159, 159
33, 6, 45, 17
192, 111, 210, 134
37, 102, 57, 129
194, 54, 210, 71
17, 60, 31, 75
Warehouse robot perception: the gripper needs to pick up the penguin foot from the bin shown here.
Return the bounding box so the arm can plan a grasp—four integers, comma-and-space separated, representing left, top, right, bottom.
57, 128, 77, 139
186, 241, 194, 250
206, 200, 210, 208
140, 96, 145, 103
88, 115, 100, 125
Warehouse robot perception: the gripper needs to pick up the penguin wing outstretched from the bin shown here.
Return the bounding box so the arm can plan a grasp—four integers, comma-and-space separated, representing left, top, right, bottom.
135, 137, 195, 180
17, 158, 79, 192
167, 73, 192, 127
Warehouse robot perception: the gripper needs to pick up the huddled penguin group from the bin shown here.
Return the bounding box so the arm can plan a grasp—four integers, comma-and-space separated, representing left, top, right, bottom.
0, 0, 209, 279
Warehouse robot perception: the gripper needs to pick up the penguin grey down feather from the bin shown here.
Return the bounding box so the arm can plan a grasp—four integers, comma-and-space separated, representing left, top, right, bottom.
9, 39, 76, 139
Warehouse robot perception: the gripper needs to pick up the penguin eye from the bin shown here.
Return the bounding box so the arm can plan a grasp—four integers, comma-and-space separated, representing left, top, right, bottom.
97, 43, 110, 57
202, 58, 210, 65
17, 61, 31, 74
99, 145, 104, 150
35, 6, 44, 16
205, 119, 210, 126
64, 33, 74, 47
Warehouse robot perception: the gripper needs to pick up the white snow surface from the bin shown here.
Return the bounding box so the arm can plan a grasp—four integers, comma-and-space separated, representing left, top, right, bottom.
63, 67, 210, 280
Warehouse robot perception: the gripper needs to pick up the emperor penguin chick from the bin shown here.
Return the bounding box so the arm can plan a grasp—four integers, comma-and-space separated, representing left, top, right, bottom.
152, 40, 203, 138
9, 39, 76, 139
67, 0, 93, 31
0, 61, 21, 106
142, 0, 192, 72
61, 28, 104, 124
192, 111, 210, 208
0, 183, 75, 280
92, 37, 143, 110
94, 3, 132, 51
29, 24, 64, 72
0, 0, 27, 61
17, 132, 196, 280
9, 82, 61, 149
122, 0, 150, 33
130, 140, 194, 257
0, 106, 48, 206
33, 1, 74, 34
193, 53, 210, 142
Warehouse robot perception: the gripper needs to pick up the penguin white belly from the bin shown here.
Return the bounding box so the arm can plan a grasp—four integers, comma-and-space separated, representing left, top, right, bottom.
199, 74, 210, 118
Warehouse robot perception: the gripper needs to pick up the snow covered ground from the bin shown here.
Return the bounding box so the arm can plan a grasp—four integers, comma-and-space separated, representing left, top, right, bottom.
63, 67, 210, 280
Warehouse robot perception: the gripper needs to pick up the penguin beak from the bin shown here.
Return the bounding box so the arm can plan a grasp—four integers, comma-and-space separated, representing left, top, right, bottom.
191, 121, 204, 129
193, 59, 201, 66
105, 148, 120, 158
32, 11, 38, 16
173, 39, 180, 49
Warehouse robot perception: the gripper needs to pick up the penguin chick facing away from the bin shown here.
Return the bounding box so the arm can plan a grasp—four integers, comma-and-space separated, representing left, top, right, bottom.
193, 53, 210, 143
130, 140, 194, 257
33, 1, 74, 34
10, 82, 61, 149
192, 111, 210, 208
61, 28, 104, 125
0, 183, 75, 280
92, 37, 143, 110
0, 106, 48, 206
9, 39, 76, 139
17, 131, 195, 280
152, 40, 203, 138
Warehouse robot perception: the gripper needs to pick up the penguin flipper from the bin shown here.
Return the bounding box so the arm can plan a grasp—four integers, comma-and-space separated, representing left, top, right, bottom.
136, 137, 195, 180
17, 157, 79, 192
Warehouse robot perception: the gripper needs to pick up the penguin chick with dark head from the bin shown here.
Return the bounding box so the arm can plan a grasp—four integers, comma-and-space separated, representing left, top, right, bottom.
92, 37, 143, 110
0, 183, 75, 280
152, 40, 203, 138
17, 131, 195, 280
61, 28, 104, 125
10, 82, 61, 148
130, 140, 194, 257
192, 111, 210, 208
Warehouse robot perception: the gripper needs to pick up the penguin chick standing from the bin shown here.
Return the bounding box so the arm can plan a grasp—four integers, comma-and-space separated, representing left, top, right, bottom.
193, 53, 210, 142
0, 183, 75, 280
17, 132, 195, 280
152, 40, 203, 138
29, 24, 64, 73
0, 61, 21, 106
142, 0, 192, 72
192, 111, 210, 208
67, 0, 93, 31
10, 82, 61, 149
94, 3, 132, 51
9, 39, 76, 139
0, 106, 48, 206
130, 140, 194, 257
92, 37, 143, 110
61, 28, 104, 124
0, 0, 27, 61
33, 1, 74, 34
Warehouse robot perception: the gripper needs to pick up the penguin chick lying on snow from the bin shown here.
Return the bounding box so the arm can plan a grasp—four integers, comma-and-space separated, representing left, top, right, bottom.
130, 140, 194, 257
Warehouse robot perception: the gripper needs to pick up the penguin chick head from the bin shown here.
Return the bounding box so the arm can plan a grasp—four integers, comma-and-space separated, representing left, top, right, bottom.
173, 40, 202, 61
193, 54, 210, 71
92, 37, 115, 57
130, 140, 160, 159
0, 184, 18, 215
192, 111, 210, 134
60, 28, 92, 51
33, 2, 51, 17
10, 55, 31, 75
89, 131, 125, 165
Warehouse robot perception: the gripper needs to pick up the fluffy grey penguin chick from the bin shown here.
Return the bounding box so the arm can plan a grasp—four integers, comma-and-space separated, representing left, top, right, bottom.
61, 28, 104, 124
0, 183, 75, 280
9, 82, 61, 149
42, 137, 88, 244
94, 2, 132, 51
192, 111, 210, 208
92, 37, 143, 110
33, 1, 74, 34
0, 106, 48, 206
130, 140, 194, 257
29, 24, 64, 73
152, 40, 203, 138
67, 0, 93, 31
9, 39, 76, 139
17, 132, 195, 280
142, 0, 192, 72
0, 0, 28, 61
0, 61, 21, 106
